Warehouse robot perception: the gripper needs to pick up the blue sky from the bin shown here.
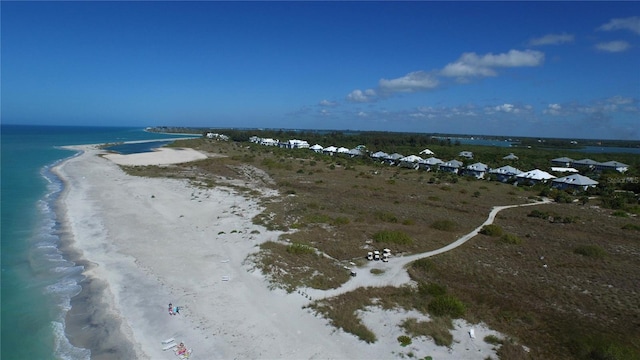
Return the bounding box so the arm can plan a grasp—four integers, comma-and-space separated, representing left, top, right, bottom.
2, 2, 639, 139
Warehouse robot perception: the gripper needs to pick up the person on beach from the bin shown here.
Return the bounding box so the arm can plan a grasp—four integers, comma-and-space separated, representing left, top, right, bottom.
168, 303, 174, 315
176, 342, 187, 356
174, 306, 180, 314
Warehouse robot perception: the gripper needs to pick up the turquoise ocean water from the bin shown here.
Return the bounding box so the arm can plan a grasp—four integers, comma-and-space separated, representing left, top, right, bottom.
0, 125, 194, 359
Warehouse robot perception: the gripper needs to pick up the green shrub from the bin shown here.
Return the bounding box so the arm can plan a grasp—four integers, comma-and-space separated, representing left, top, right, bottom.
370, 268, 384, 275
412, 258, 435, 272
480, 224, 503, 237
375, 211, 398, 223
574, 245, 607, 259
286, 243, 316, 255
430, 220, 457, 231
622, 223, 640, 231
419, 283, 447, 297
332, 216, 350, 226
398, 335, 412, 347
428, 295, 466, 318
500, 233, 522, 245
612, 210, 629, 217
373, 230, 413, 245
402, 219, 415, 226
484, 335, 504, 345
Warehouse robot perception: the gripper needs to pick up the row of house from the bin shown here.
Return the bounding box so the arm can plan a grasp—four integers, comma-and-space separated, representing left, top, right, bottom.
247, 137, 627, 191
551, 157, 628, 173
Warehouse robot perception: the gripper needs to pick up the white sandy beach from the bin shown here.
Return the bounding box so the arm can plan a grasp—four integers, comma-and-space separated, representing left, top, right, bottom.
55, 144, 507, 359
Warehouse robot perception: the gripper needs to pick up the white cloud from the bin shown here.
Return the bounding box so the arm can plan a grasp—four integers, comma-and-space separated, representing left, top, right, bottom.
544, 103, 563, 115
440, 49, 545, 81
595, 40, 631, 52
379, 71, 439, 93
319, 99, 336, 107
357, 111, 368, 117
598, 16, 640, 35
346, 89, 376, 103
528, 33, 575, 46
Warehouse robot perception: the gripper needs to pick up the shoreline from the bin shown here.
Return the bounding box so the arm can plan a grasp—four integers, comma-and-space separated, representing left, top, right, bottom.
54, 143, 504, 359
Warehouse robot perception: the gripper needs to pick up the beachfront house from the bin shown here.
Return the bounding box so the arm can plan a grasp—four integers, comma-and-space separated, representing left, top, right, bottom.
418, 157, 443, 171
596, 161, 629, 173
309, 144, 324, 153
439, 160, 464, 174
336, 147, 350, 155
419, 148, 435, 155
260, 138, 279, 146
458, 151, 474, 159
322, 146, 338, 155
552, 174, 599, 191
489, 165, 523, 183
370, 151, 389, 162
385, 153, 405, 165
515, 169, 556, 185
503, 153, 519, 160
572, 158, 600, 170
283, 139, 310, 149
464, 162, 489, 179
551, 157, 574, 167
348, 148, 364, 157
399, 155, 423, 169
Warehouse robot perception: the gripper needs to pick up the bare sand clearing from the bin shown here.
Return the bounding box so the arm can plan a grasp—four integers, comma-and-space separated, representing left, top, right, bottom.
56, 144, 504, 359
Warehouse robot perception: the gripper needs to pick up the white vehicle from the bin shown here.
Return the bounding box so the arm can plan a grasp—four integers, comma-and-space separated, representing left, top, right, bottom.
382, 254, 389, 262
374, 250, 381, 260
366, 252, 373, 260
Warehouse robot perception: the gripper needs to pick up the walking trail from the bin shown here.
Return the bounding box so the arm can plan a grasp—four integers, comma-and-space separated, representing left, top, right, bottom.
305, 198, 552, 301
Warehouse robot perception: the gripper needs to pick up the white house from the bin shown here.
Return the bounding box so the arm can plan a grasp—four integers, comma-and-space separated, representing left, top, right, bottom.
515, 169, 556, 185
552, 174, 599, 191
336, 147, 350, 154
260, 138, 279, 146
322, 146, 338, 155
399, 155, 423, 169
551, 167, 579, 173
458, 151, 474, 159
285, 139, 310, 149
489, 165, 523, 183
419, 148, 435, 155
502, 153, 518, 160
464, 162, 489, 179
309, 144, 324, 153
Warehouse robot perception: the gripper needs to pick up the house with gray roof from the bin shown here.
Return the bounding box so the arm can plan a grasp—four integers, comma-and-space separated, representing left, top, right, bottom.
596, 161, 629, 173
418, 157, 443, 171
385, 153, 405, 165
551, 157, 574, 167
439, 160, 464, 174
370, 151, 389, 160
458, 151, 474, 159
464, 162, 489, 179
503, 153, 519, 160
572, 158, 600, 169
552, 174, 599, 191
489, 165, 523, 183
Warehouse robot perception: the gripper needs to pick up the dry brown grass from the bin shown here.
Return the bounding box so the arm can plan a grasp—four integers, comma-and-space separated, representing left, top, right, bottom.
123, 139, 640, 359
